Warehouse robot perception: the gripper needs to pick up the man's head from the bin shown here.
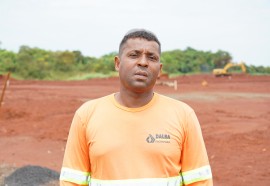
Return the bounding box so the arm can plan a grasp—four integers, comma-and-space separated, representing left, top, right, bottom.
119, 29, 161, 55
115, 29, 162, 94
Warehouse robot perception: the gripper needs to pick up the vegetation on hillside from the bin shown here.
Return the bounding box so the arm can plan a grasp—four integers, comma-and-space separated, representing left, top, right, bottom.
0, 46, 269, 80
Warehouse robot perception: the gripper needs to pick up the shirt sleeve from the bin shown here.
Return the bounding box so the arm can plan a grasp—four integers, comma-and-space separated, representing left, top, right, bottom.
60, 111, 91, 186
180, 110, 213, 185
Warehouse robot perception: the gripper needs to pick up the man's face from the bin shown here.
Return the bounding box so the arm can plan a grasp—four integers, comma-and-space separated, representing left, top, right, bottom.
115, 38, 162, 93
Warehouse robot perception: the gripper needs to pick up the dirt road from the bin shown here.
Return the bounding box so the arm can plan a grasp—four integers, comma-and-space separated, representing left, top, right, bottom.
0, 74, 269, 185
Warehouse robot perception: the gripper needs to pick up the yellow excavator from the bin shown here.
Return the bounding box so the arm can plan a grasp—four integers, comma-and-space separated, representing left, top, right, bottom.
212, 61, 247, 77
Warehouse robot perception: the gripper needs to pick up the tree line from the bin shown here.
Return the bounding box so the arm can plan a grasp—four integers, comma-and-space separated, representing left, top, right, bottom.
0, 45, 269, 80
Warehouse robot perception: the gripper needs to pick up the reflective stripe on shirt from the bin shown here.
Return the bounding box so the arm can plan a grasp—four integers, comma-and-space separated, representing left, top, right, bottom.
60, 167, 90, 185
90, 176, 182, 186
60, 166, 212, 185
181, 165, 212, 185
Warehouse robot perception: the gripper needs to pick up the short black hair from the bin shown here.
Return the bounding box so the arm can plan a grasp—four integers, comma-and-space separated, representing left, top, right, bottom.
119, 29, 161, 55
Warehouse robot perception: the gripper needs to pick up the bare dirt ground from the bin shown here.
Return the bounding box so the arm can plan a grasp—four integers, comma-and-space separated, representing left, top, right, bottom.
0, 74, 269, 186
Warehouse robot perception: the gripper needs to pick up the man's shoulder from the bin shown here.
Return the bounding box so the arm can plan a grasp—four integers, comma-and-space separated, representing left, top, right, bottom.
73, 94, 114, 125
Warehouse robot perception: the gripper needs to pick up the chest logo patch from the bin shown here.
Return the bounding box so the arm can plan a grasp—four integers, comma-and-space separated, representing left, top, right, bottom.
146, 134, 171, 143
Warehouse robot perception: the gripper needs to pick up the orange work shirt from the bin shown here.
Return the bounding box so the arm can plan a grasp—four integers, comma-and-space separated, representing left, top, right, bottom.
60, 93, 212, 185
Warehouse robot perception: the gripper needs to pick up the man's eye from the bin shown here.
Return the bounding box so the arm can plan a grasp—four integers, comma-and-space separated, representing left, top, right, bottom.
129, 53, 138, 58
149, 56, 158, 61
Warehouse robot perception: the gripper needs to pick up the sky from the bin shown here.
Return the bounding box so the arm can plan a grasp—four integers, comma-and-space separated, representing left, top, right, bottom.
0, 0, 270, 67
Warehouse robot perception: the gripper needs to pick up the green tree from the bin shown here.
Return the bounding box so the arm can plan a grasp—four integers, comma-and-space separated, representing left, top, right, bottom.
212, 50, 232, 68
54, 51, 76, 71
0, 49, 17, 72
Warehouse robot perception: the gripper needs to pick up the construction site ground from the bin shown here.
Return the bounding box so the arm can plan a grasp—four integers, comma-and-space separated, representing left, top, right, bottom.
0, 74, 269, 186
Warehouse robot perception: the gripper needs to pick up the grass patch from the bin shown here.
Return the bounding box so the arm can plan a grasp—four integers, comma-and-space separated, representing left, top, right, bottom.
68, 72, 119, 81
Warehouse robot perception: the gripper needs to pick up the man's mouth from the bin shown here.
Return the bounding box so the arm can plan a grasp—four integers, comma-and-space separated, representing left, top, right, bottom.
134, 71, 148, 77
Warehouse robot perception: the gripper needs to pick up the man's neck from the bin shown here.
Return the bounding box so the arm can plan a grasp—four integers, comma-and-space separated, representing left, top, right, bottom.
115, 90, 154, 108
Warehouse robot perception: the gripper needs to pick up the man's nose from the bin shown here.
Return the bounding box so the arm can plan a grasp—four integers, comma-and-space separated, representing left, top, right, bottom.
138, 56, 148, 67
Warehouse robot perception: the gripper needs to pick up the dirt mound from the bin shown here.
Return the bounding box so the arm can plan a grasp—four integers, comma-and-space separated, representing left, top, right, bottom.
3, 165, 59, 186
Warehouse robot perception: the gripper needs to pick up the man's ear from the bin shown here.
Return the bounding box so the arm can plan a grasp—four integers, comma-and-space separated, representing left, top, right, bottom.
158, 63, 163, 78
114, 56, 120, 71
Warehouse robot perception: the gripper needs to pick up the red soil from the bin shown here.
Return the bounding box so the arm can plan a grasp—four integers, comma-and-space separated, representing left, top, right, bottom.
0, 74, 269, 186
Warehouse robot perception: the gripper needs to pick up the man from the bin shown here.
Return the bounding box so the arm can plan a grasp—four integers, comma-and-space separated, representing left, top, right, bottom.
60, 29, 213, 186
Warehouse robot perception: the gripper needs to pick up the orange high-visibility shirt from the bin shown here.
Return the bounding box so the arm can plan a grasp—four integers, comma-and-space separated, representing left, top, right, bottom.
60, 93, 212, 186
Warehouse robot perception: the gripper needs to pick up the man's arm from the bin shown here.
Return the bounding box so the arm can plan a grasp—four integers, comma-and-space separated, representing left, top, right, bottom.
180, 110, 213, 185
188, 179, 213, 186
60, 111, 91, 186
60, 180, 81, 186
